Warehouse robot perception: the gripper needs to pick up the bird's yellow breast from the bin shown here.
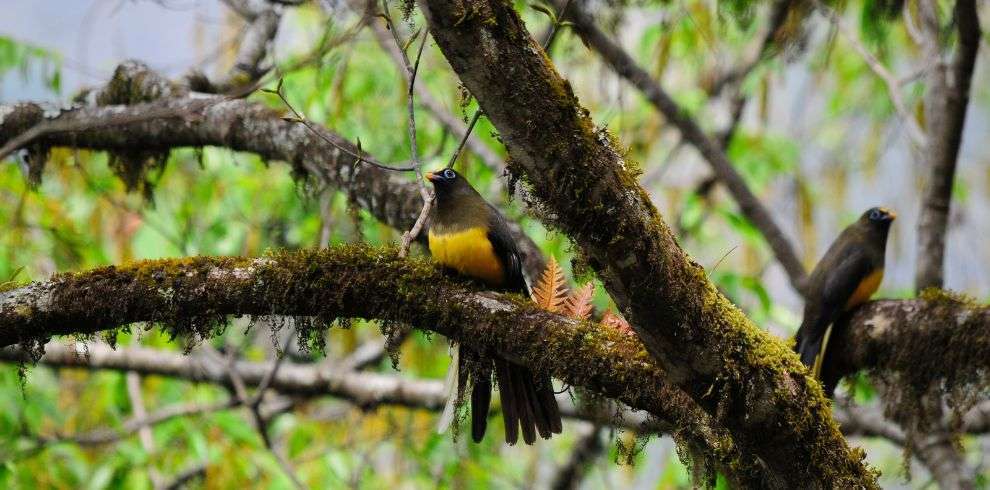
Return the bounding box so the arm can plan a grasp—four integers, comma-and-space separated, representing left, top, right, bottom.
428, 226, 505, 286
845, 268, 884, 309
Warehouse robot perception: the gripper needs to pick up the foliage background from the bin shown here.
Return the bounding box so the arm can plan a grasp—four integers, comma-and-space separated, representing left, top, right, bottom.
1, 0, 988, 488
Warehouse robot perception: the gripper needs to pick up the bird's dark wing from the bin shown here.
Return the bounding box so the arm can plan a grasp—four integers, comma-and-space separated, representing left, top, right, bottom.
819, 247, 875, 316
486, 205, 528, 294
796, 245, 873, 374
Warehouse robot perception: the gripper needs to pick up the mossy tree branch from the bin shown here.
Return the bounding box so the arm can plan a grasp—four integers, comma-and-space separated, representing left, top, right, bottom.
828, 295, 990, 391
417, 0, 872, 485
0, 246, 773, 486
2, 251, 988, 483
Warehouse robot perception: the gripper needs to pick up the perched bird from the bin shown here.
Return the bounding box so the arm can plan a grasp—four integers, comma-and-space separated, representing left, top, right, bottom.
426, 168, 562, 445
795, 206, 896, 396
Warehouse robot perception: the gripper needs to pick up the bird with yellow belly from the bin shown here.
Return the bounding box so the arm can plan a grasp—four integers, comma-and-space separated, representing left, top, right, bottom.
426, 168, 561, 446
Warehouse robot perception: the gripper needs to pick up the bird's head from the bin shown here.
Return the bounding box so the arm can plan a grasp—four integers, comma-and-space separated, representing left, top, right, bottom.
425, 168, 475, 199
861, 206, 897, 230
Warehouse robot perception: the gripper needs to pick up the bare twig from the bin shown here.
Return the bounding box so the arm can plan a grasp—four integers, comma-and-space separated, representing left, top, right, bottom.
357, 1, 505, 188
161, 463, 208, 490
267, 78, 418, 172
125, 368, 163, 487
378, 1, 434, 256
30, 398, 237, 447
226, 331, 306, 490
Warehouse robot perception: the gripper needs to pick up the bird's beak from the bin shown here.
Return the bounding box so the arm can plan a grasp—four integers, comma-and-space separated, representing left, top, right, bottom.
424, 172, 436, 182
880, 207, 897, 221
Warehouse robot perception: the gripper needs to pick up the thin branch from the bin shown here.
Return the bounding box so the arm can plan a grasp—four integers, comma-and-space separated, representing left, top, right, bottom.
32, 398, 237, 447
226, 331, 306, 490
378, 1, 434, 256
561, 0, 810, 296
161, 463, 208, 490
442, 0, 572, 171
267, 78, 418, 172
357, 1, 506, 190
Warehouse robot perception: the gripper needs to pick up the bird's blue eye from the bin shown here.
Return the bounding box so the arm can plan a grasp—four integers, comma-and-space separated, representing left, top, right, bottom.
443, 169, 456, 179
870, 210, 881, 220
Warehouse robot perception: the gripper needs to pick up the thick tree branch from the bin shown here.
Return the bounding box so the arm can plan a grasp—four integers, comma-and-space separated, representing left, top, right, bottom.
914, 0, 981, 291
417, 0, 868, 485
826, 297, 990, 385
560, 0, 809, 295
0, 247, 766, 484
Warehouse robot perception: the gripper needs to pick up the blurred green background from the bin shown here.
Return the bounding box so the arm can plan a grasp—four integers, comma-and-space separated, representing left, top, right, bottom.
1, 0, 988, 488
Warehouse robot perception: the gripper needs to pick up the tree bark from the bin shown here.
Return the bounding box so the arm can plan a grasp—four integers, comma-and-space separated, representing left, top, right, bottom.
914, 0, 981, 291
417, 0, 872, 485
0, 247, 770, 485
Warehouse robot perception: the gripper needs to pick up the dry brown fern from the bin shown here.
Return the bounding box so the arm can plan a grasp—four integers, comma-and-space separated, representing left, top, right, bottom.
531, 256, 569, 313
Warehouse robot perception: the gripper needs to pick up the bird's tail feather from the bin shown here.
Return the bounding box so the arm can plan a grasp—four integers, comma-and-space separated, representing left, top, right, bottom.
812, 324, 834, 380
796, 323, 834, 381
494, 359, 561, 445
471, 373, 492, 443
493, 359, 519, 444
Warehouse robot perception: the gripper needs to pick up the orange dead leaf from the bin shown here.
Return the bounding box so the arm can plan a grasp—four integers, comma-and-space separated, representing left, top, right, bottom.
565, 282, 594, 320
531, 257, 568, 313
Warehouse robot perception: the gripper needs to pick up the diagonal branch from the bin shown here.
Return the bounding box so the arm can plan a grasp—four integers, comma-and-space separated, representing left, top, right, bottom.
357, 0, 506, 183
559, 0, 809, 295
187, 0, 309, 94
417, 0, 871, 484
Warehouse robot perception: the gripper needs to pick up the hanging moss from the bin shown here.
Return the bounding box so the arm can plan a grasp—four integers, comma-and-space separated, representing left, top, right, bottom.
869, 289, 990, 440
107, 149, 169, 200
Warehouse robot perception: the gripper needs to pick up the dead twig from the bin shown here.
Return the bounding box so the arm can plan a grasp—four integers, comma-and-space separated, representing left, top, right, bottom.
378, 0, 434, 257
